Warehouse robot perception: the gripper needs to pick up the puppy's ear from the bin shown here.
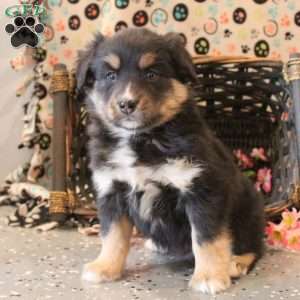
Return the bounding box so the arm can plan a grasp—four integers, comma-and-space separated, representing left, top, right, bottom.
164, 32, 197, 83
76, 32, 105, 92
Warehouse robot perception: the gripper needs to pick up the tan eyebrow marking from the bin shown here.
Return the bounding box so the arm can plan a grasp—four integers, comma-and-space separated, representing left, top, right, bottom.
139, 52, 157, 69
103, 53, 121, 70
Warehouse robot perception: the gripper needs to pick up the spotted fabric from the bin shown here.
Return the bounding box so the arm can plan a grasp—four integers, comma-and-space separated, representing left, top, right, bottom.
42, 0, 300, 66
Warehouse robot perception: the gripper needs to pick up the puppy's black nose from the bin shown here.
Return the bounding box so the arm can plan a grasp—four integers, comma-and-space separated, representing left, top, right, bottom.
118, 99, 138, 115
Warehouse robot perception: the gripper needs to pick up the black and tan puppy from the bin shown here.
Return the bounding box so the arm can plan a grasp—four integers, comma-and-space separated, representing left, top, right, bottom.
77, 28, 265, 294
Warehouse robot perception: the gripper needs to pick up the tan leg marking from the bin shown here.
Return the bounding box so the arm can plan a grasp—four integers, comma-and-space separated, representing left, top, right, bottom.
229, 253, 256, 278
189, 228, 232, 295
82, 217, 133, 283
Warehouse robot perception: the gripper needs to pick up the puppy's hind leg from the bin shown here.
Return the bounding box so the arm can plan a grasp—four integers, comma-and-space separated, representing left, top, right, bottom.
82, 216, 133, 283
229, 253, 256, 278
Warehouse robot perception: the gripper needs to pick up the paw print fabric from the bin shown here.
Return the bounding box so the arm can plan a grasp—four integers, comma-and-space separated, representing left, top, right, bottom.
41, 0, 300, 64
37, 0, 300, 70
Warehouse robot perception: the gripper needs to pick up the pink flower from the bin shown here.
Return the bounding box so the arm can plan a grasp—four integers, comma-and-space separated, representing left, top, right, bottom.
284, 227, 300, 251
281, 208, 300, 230
233, 149, 254, 169
257, 168, 272, 193
250, 148, 268, 161
265, 208, 300, 251
265, 222, 286, 247
255, 181, 261, 192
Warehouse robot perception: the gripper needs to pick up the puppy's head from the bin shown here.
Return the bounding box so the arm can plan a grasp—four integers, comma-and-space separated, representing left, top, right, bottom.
77, 28, 196, 133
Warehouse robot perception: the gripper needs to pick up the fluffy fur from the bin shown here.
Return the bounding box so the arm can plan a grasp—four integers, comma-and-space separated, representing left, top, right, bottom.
77, 28, 265, 294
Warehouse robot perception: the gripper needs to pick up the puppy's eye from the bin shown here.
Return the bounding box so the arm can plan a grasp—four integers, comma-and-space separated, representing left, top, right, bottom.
105, 71, 117, 81
145, 71, 158, 81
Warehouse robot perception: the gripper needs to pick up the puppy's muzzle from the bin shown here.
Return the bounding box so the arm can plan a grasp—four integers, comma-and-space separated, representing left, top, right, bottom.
118, 98, 139, 115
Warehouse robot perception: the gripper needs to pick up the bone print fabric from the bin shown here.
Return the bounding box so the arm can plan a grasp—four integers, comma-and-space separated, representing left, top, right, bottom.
2, 0, 300, 227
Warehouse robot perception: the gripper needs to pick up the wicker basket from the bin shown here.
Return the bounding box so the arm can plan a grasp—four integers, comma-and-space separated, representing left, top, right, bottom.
49, 55, 300, 223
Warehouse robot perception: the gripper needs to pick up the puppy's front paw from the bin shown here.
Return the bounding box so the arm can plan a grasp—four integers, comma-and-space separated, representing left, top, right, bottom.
81, 260, 122, 283
189, 272, 231, 295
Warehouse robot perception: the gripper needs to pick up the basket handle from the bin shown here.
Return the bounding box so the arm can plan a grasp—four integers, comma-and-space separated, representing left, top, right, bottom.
49, 64, 69, 223
287, 53, 300, 207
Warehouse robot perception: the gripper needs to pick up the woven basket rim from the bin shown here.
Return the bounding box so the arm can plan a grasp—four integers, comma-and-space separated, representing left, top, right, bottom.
192, 55, 283, 65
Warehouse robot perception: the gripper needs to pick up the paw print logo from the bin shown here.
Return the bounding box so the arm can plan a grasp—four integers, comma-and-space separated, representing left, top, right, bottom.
254, 40, 270, 57
194, 37, 210, 55
173, 4, 188, 22
5, 16, 44, 48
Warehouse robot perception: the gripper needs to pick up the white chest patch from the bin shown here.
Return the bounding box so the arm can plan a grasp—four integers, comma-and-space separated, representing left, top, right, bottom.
92, 142, 203, 199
